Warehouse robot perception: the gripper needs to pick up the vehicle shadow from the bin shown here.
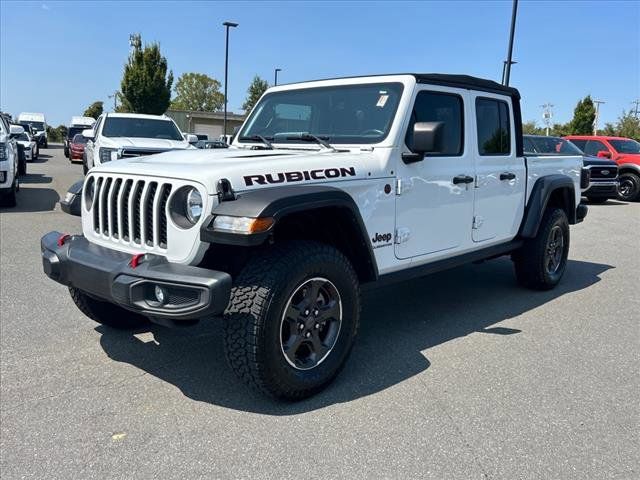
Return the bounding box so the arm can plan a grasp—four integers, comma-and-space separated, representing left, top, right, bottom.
19, 173, 53, 184
0, 187, 59, 212
96, 258, 612, 415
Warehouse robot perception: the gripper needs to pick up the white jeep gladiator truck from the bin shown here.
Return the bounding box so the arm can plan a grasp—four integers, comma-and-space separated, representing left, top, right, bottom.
41, 74, 587, 399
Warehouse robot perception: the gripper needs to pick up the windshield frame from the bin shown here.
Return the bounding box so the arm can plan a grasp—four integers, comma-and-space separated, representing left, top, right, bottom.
609, 139, 640, 154
101, 117, 184, 141
237, 81, 405, 147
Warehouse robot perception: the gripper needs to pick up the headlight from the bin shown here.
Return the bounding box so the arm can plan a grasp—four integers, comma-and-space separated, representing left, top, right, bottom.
99, 147, 118, 163
84, 177, 96, 210
186, 188, 203, 223
212, 215, 274, 234
169, 186, 204, 228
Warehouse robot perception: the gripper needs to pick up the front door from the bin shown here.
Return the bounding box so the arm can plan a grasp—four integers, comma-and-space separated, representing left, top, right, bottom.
471, 95, 526, 243
395, 87, 475, 260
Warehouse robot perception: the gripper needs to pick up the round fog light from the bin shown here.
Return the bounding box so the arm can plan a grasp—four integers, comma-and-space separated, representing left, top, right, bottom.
154, 285, 168, 304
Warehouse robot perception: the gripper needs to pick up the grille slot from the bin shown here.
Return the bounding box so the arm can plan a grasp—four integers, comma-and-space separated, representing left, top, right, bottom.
89, 174, 179, 252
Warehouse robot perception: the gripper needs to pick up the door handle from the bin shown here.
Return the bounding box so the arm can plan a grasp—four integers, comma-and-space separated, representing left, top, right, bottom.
500, 172, 516, 181
452, 175, 474, 185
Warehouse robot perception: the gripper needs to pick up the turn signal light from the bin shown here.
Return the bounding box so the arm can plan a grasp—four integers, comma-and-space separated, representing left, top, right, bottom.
212, 215, 274, 234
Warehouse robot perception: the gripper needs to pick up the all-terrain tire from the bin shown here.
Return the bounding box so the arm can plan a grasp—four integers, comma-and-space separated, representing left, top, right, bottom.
69, 287, 149, 329
513, 208, 570, 291
223, 241, 360, 400
617, 172, 640, 202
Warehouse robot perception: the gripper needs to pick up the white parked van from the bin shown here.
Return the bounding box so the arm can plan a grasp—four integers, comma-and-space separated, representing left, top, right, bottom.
65, 116, 96, 158
17, 112, 48, 148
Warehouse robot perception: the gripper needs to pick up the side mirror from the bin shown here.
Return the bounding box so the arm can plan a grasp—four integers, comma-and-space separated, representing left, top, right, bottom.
9, 125, 24, 135
403, 121, 444, 163
82, 129, 95, 140
186, 134, 199, 144
597, 150, 612, 159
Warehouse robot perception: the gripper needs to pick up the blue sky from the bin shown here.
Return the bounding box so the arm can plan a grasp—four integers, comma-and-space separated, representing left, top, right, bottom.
1, 1, 638, 127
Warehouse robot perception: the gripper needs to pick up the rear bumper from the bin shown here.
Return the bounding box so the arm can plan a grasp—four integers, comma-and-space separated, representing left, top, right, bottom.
584, 181, 618, 198
41, 232, 232, 321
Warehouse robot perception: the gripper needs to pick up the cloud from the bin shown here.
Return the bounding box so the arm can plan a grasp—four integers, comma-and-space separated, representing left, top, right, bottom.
41, 3, 50, 10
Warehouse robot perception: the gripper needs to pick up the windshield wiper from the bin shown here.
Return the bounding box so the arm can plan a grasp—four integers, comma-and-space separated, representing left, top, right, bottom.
238, 135, 274, 149
284, 133, 336, 151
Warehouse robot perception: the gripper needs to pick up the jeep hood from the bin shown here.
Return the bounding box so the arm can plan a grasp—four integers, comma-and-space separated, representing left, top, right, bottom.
93, 147, 382, 193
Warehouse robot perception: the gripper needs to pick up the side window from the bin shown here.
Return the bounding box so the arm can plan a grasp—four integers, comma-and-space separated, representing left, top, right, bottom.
569, 139, 587, 152
583, 140, 608, 156
406, 91, 463, 156
476, 98, 511, 155
523, 137, 536, 154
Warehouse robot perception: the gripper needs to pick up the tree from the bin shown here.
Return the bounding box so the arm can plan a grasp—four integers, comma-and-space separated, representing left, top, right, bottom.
119, 36, 173, 114
600, 122, 617, 136
83, 101, 103, 119
522, 121, 544, 135
616, 110, 640, 141
170, 73, 224, 111
568, 95, 596, 135
46, 125, 68, 142
242, 75, 269, 113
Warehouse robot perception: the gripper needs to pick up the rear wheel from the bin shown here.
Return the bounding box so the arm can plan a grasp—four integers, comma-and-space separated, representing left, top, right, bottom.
224, 241, 360, 400
17, 145, 26, 176
69, 287, 149, 329
513, 208, 570, 290
617, 172, 640, 202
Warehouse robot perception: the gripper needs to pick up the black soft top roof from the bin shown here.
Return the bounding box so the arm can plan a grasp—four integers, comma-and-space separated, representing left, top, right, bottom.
413, 74, 520, 99
283, 73, 520, 99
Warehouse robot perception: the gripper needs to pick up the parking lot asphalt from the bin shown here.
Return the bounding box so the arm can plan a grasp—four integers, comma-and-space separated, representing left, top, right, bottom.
1, 145, 638, 479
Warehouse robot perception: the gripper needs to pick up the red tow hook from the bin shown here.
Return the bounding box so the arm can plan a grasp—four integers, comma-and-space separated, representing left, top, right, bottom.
129, 253, 146, 269
57, 234, 71, 247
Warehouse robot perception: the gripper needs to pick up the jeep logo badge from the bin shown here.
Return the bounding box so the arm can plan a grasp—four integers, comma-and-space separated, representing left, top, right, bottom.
371, 232, 392, 244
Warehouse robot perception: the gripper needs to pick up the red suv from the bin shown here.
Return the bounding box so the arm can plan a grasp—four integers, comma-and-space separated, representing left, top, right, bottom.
565, 135, 640, 202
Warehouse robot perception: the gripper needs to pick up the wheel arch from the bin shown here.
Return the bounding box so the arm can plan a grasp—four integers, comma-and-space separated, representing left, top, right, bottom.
201, 185, 378, 282
519, 175, 576, 238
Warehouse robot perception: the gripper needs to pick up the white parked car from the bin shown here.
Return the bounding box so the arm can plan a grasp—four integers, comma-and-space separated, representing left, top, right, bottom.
0, 119, 22, 207
64, 116, 95, 158
41, 73, 587, 399
82, 113, 196, 174
17, 112, 47, 148
15, 131, 38, 162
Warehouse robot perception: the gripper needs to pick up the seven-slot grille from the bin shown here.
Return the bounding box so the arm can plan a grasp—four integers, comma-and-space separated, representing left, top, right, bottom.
90, 175, 173, 249
589, 165, 618, 180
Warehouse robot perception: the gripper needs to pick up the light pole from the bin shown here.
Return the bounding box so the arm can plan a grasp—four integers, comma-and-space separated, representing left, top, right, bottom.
593, 99, 605, 135
540, 103, 554, 136
274, 68, 282, 86
501, 60, 517, 85
223, 21, 238, 137
502, 0, 519, 86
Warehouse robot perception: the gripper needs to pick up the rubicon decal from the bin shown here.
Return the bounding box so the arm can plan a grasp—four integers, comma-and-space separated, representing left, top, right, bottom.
244, 167, 356, 186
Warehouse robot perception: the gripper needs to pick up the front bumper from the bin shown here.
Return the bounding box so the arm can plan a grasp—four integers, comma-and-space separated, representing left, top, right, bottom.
41, 232, 232, 321
584, 181, 618, 198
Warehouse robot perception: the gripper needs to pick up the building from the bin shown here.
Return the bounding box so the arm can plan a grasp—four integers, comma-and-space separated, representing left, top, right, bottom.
166, 109, 246, 139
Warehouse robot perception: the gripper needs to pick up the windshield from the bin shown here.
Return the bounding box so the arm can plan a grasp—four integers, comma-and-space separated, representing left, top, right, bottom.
22, 121, 44, 131
609, 139, 640, 154
102, 117, 184, 140
72, 134, 88, 144
16, 133, 30, 141
67, 126, 87, 139
239, 82, 404, 145
525, 136, 584, 155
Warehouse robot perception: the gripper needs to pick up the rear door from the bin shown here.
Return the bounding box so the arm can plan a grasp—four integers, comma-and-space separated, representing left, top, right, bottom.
471, 95, 526, 243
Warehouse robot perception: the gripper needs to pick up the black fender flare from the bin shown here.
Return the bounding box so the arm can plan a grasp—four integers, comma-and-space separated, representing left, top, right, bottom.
200, 185, 378, 278
519, 175, 576, 238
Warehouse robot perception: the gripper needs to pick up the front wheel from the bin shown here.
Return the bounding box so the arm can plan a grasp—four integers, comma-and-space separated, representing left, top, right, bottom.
224, 241, 360, 400
587, 197, 608, 204
513, 207, 570, 290
69, 287, 149, 329
617, 172, 640, 202
1, 180, 17, 207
